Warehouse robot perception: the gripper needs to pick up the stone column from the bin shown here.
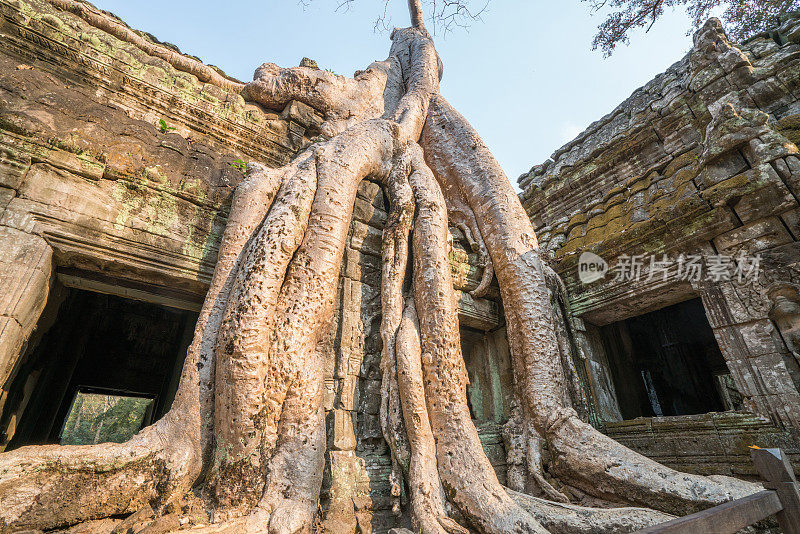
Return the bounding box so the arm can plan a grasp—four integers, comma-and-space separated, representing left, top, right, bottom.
0, 227, 53, 412
322, 180, 386, 534
699, 281, 800, 429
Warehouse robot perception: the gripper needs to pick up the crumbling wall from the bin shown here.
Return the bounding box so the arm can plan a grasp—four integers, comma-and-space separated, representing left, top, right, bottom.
0, 0, 316, 394
0, 1, 509, 531
520, 16, 800, 473
320, 178, 509, 532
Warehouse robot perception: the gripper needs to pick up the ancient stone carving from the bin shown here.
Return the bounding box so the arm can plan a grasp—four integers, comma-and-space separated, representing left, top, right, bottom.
701, 103, 770, 165
0, 2, 760, 533
769, 283, 800, 365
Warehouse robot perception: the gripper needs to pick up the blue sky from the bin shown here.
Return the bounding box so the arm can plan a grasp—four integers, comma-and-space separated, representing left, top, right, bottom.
90, 1, 707, 184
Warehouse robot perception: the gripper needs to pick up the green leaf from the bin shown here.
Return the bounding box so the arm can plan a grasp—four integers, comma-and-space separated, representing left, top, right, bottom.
158, 118, 177, 133
230, 158, 248, 172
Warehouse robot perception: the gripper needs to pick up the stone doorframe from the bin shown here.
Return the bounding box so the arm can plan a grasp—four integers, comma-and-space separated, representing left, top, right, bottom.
696, 280, 800, 428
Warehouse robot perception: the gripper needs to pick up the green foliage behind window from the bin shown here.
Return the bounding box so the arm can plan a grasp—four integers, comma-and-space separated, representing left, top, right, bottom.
60, 391, 154, 445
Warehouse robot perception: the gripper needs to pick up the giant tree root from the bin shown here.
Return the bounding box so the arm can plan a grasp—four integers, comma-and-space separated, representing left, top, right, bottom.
419, 94, 760, 517
507, 489, 674, 534
0, 162, 285, 531
0, 2, 762, 533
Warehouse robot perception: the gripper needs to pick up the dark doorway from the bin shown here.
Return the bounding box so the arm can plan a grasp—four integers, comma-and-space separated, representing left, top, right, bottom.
0, 286, 197, 449
599, 298, 738, 419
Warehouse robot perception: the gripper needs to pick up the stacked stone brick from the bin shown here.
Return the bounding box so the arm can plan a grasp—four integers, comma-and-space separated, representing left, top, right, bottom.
520, 17, 800, 475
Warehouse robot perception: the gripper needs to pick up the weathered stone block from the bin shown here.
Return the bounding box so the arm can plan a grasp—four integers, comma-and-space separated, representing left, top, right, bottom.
713, 216, 794, 254
748, 38, 780, 60
0, 228, 51, 332
280, 100, 324, 131
736, 320, 785, 357
0, 158, 229, 292
719, 47, 751, 74
342, 277, 379, 316
705, 282, 767, 327
456, 291, 502, 331
729, 182, 798, 224
724, 357, 762, 398
606, 412, 800, 476
358, 379, 381, 415
0, 317, 24, 389
326, 450, 371, 505
338, 318, 366, 379
746, 352, 800, 395
0, 188, 13, 217
727, 65, 757, 88
747, 136, 800, 165
696, 76, 734, 107
356, 180, 384, 210
336, 374, 359, 411
662, 123, 702, 155
698, 151, 749, 187
353, 196, 387, 229
748, 77, 795, 109
786, 155, 800, 194
0, 138, 31, 190
329, 409, 357, 451
357, 412, 383, 444
780, 208, 800, 240
0, 262, 50, 333
323, 377, 336, 411
349, 220, 382, 258
756, 393, 800, 428
343, 246, 381, 281
43, 148, 104, 181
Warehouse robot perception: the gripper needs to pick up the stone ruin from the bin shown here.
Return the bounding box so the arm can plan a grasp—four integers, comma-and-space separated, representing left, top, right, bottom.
0, 0, 797, 531
519, 16, 800, 479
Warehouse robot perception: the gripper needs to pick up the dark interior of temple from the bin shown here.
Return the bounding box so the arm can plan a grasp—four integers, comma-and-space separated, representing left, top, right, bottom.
600, 298, 736, 420
0, 285, 197, 450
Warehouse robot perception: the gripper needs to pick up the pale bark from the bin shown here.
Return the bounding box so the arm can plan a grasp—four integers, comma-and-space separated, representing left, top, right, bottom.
0, 3, 761, 532
254, 122, 395, 529
507, 489, 675, 534
419, 94, 759, 515
395, 298, 468, 534
437, 176, 494, 298
408, 0, 427, 31
544, 264, 589, 418
407, 147, 549, 534
242, 61, 394, 136
209, 156, 317, 513
0, 163, 283, 531
380, 152, 415, 512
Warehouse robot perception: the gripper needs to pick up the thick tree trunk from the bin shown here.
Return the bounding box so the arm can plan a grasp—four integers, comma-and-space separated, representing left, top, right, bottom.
208, 156, 317, 513
407, 148, 550, 533
395, 298, 468, 534
0, 3, 761, 533
380, 154, 415, 513
420, 95, 757, 515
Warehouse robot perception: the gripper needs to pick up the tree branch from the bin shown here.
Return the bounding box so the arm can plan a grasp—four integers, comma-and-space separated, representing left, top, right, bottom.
409, 0, 427, 30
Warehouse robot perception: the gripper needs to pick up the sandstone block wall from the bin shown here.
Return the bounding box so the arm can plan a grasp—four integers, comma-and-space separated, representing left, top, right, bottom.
319, 177, 509, 531
520, 16, 800, 472
0, 0, 321, 425
0, 2, 509, 531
